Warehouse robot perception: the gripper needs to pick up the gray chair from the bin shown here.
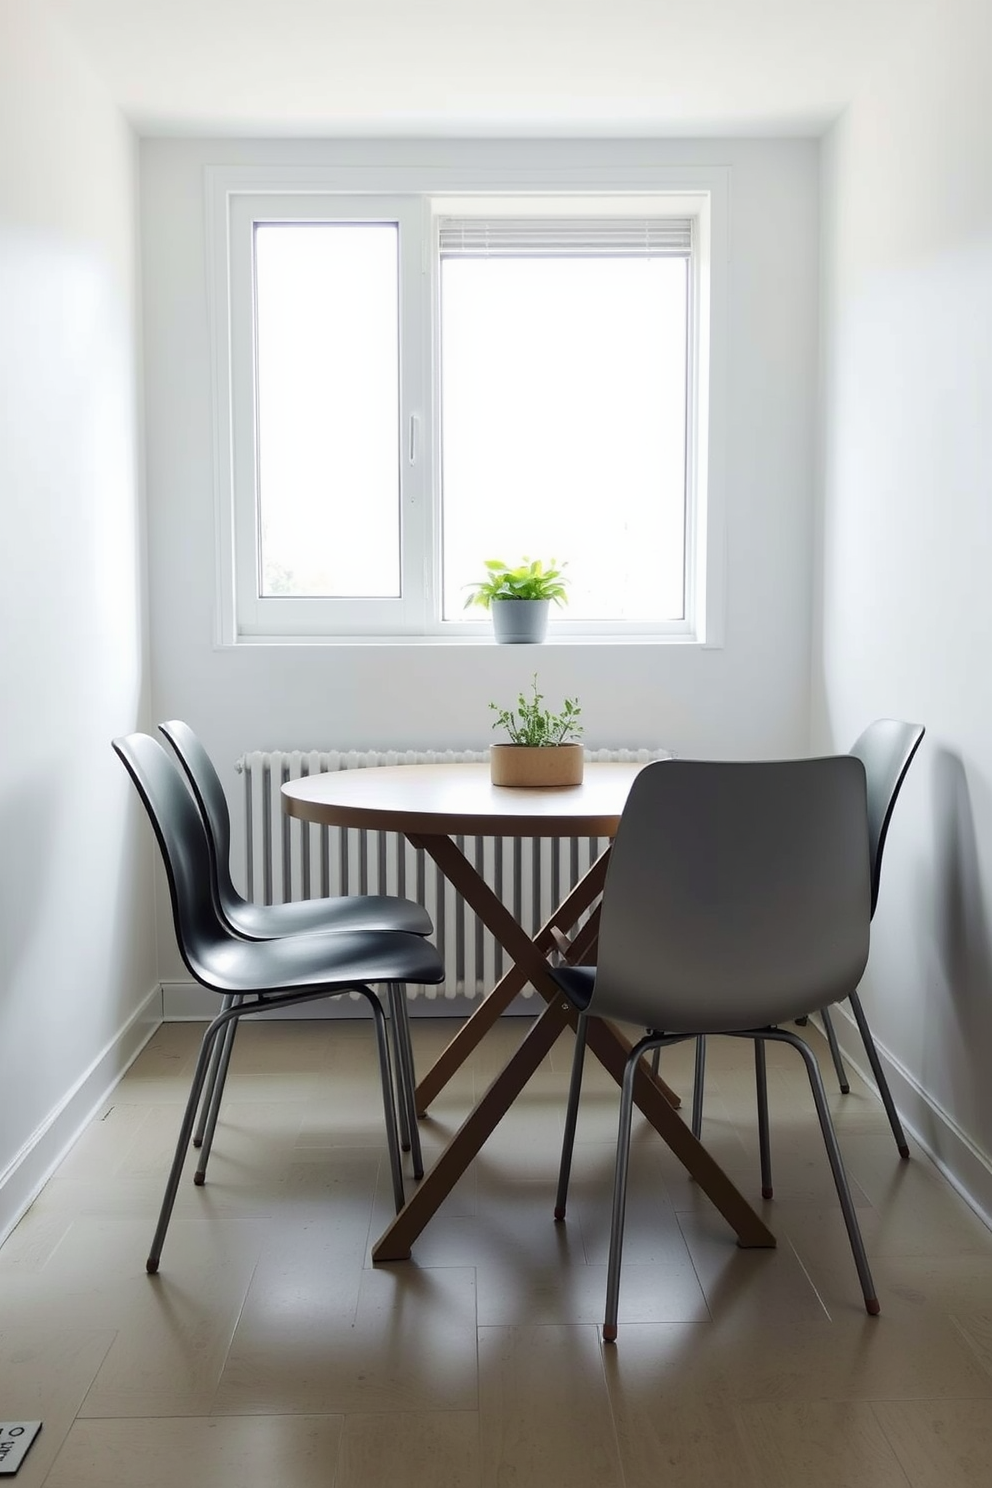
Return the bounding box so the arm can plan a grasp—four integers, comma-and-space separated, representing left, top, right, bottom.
159, 719, 432, 1175
113, 732, 444, 1273
551, 756, 878, 1341
817, 719, 924, 1151
683, 719, 924, 1182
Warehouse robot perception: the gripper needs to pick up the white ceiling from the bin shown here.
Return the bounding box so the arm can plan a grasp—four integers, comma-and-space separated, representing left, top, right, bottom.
50, 0, 921, 138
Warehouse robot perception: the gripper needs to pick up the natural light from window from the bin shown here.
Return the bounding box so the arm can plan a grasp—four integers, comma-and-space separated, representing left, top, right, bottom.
254, 222, 401, 599
440, 255, 688, 623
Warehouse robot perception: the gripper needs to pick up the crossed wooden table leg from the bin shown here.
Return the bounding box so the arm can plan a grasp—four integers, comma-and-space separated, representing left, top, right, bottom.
371, 831, 775, 1261
412, 841, 679, 1115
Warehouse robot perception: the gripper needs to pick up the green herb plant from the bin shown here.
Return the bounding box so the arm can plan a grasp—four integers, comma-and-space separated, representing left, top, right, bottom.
464, 558, 569, 610
489, 675, 583, 748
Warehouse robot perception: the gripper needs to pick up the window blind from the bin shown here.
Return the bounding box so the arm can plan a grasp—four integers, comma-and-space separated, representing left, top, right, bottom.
437, 216, 693, 260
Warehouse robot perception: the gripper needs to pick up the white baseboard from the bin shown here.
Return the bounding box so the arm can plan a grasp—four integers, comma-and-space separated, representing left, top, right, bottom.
0, 984, 163, 1248
817, 1002, 992, 1234
162, 979, 535, 1021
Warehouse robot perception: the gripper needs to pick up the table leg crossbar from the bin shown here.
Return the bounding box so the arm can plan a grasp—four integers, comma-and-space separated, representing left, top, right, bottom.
372, 832, 774, 1261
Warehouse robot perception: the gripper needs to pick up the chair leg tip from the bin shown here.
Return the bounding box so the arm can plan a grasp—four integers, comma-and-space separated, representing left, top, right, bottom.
898, 1145, 910, 1159
193, 1172, 205, 1187
866, 1297, 881, 1316
761, 1186, 774, 1200
192, 1137, 203, 1148
554, 1207, 566, 1222
840, 1083, 851, 1095
602, 1324, 618, 1343
146, 1258, 159, 1275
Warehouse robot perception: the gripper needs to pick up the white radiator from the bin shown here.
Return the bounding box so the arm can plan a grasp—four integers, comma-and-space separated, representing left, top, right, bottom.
234, 747, 667, 1000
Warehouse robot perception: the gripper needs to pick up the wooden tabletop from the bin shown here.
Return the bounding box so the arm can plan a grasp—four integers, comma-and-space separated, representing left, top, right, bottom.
282, 760, 647, 838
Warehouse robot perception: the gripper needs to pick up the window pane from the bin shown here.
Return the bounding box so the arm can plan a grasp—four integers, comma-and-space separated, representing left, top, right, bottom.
254, 223, 400, 598
440, 256, 687, 621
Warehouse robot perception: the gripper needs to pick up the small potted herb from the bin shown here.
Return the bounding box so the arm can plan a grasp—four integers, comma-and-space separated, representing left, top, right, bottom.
464, 558, 569, 644
489, 675, 584, 787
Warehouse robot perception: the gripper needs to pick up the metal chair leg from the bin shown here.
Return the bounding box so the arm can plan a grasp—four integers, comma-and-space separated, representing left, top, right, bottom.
849, 990, 910, 1158
555, 1013, 588, 1221
364, 991, 405, 1214
754, 1039, 773, 1198
148, 1003, 243, 1272
820, 1004, 850, 1094
691, 1035, 706, 1139
761, 1028, 879, 1315
193, 999, 244, 1175
193, 994, 236, 1148
387, 982, 423, 1179
387, 985, 412, 1153
395, 986, 423, 1177
194, 1005, 244, 1184
604, 1035, 661, 1341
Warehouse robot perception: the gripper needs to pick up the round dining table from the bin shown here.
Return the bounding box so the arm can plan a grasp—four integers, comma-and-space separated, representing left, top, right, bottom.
283, 760, 775, 1261
282, 758, 643, 839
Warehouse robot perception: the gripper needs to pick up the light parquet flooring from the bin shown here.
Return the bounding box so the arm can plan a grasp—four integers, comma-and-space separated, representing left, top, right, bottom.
4, 1015, 992, 1486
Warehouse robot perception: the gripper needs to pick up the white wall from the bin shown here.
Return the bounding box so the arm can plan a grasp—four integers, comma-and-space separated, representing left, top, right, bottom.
816, 0, 992, 1211
0, 3, 158, 1238
140, 136, 821, 978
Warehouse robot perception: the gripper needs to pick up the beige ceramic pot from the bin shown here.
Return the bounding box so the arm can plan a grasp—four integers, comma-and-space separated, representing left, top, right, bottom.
490, 743, 584, 788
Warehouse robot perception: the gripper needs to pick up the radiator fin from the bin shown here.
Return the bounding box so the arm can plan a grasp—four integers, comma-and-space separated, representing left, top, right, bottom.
235, 748, 666, 1000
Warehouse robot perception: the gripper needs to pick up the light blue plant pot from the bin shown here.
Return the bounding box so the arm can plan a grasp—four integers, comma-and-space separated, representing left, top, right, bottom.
491, 598, 550, 644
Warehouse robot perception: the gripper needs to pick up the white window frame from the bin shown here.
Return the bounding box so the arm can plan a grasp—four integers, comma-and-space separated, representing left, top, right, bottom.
206, 162, 727, 647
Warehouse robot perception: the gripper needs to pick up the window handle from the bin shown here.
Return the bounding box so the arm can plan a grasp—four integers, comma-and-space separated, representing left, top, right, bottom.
409, 414, 419, 463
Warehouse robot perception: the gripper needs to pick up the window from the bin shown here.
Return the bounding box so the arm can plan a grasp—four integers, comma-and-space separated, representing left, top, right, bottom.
438, 213, 690, 625
254, 221, 402, 601
212, 170, 722, 644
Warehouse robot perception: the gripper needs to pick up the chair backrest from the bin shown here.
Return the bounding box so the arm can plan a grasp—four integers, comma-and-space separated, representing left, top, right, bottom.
590, 757, 872, 1035
159, 719, 242, 918
113, 732, 229, 977
847, 719, 925, 917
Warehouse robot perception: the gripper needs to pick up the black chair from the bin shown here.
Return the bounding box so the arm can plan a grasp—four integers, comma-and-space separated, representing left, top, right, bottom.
159, 719, 433, 1175
158, 720, 433, 940
552, 757, 878, 1340
113, 732, 444, 1273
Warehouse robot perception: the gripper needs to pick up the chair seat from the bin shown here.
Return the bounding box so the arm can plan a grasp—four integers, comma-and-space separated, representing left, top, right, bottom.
549, 964, 596, 1011
228, 894, 433, 939
193, 925, 444, 998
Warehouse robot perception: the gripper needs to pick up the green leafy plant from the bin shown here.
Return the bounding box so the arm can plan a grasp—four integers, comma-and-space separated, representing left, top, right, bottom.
489, 674, 583, 747
464, 557, 569, 610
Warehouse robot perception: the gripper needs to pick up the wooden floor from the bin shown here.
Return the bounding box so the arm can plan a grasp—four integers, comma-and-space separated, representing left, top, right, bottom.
4, 1013, 992, 1486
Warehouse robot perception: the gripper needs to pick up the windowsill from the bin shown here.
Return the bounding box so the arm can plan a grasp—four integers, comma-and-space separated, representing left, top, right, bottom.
219, 632, 717, 649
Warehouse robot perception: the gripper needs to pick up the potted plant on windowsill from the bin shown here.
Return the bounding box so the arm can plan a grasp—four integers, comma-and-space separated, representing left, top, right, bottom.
489, 675, 584, 787
464, 558, 569, 644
